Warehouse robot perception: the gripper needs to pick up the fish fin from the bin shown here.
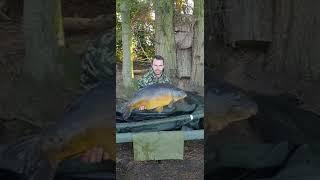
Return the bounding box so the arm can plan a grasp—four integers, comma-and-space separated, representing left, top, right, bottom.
155, 106, 163, 113
1, 135, 40, 173
28, 159, 58, 180
122, 107, 132, 120
1, 135, 56, 180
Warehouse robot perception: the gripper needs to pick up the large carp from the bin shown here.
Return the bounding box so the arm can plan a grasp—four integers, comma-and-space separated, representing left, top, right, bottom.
205, 79, 258, 134
0, 81, 116, 180
122, 83, 187, 120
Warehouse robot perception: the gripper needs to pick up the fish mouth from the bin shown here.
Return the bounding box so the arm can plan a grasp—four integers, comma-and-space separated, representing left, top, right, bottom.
177, 94, 187, 101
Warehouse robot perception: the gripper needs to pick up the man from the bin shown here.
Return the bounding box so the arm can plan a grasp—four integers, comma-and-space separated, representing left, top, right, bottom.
137, 55, 171, 89
80, 33, 171, 162
79, 33, 171, 162
136, 55, 171, 110
79, 29, 115, 163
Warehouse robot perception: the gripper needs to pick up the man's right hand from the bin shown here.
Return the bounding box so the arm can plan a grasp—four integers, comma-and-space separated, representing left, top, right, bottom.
139, 105, 146, 110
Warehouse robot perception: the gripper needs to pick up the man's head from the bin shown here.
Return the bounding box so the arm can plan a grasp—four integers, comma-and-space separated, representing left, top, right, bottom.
151, 55, 165, 77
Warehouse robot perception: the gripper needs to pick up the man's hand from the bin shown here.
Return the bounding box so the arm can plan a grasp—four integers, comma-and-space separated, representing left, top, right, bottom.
81, 147, 109, 163
139, 105, 146, 110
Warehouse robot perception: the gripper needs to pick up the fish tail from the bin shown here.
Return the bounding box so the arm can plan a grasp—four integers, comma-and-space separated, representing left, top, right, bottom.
27, 158, 57, 180
0, 135, 57, 180
120, 102, 133, 121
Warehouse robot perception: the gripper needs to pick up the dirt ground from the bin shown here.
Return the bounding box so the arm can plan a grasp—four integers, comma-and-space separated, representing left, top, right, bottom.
116, 140, 204, 180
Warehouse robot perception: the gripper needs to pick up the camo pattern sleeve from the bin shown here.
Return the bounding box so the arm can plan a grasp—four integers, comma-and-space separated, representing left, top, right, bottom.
137, 69, 171, 89
80, 28, 115, 91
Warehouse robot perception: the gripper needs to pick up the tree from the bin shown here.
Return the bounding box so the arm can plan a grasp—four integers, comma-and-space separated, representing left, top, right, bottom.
22, 0, 79, 127
116, 0, 155, 64
153, 0, 177, 79
23, 0, 66, 82
191, 0, 204, 86
269, 0, 320, 81
119, 0, 134, 89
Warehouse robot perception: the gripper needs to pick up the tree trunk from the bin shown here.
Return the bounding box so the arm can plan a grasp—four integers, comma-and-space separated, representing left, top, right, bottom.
175, 15, 194, 78
176, 49, 192, 78
191, 0, 204, 87
55, 0, 65, 47
21, 0, 79, 129
120, 0, 133, 89
153, 0, 176, 79
23, 0, 65, 81
268, 0, 320, 81
224, 0, 273, 46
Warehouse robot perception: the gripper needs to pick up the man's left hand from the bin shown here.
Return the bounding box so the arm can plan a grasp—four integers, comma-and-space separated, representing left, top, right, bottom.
139, 105, 146, 110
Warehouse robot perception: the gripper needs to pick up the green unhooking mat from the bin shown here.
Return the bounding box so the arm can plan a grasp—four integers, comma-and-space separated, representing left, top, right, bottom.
116, 92, 204, 133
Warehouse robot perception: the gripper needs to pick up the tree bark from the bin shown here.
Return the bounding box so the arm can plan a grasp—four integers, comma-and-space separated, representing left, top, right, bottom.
55, 0, 64, 47
120, 0, 133, 88
191, 0, 204, 87
266, 0, 320, 81
23, 0, 65, 81
21, 0, 79, 129
224, 0, 273, 45
153, 0, 176, 79
175, 14, 194, 78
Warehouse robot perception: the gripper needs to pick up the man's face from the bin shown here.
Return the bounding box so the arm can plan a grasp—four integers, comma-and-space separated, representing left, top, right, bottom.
152, 59, 164, 76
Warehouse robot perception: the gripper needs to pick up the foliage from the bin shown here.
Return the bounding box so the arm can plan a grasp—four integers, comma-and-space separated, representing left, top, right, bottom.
175, 0, 193, 15
116, 0, 155, 64
116, 0, 194, 65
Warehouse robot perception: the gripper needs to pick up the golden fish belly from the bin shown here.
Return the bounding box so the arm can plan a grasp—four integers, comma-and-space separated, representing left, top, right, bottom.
45, 127, 116, 163
131, 95, 174, 110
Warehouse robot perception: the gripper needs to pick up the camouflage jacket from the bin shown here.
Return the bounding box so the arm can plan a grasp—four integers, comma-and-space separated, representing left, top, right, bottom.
137, 68, 171, 89
80, 28, 115, 91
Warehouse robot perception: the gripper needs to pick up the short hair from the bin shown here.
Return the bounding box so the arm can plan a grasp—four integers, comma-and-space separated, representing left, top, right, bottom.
153, 55, 164, 62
